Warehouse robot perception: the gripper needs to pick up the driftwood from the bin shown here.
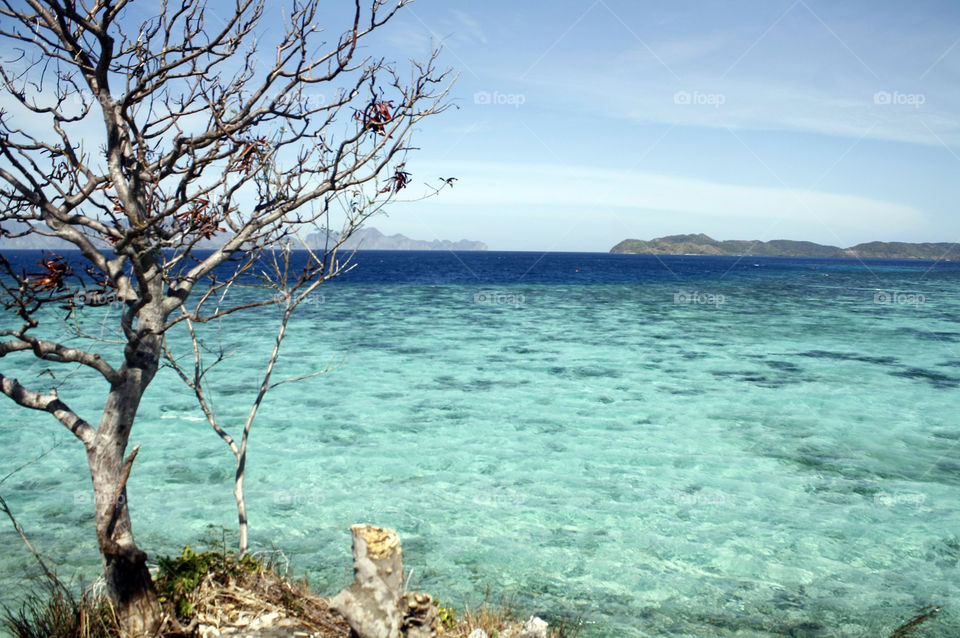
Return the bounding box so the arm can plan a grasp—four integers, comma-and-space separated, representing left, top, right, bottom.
331, 525, 440, 638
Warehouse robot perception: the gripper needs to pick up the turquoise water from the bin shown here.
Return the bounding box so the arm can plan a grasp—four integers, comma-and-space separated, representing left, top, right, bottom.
1, 252, 959, 636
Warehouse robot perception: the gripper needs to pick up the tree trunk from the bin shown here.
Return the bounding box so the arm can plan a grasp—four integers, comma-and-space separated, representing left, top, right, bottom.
89, 443, 161, 636
235, 458, 249, 555
332, 525, 404, 638
87, 356, 163, 636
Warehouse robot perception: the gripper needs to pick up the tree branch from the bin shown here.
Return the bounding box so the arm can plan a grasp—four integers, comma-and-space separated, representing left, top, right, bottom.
1, 338, 120, 385
0, 373, 96, 445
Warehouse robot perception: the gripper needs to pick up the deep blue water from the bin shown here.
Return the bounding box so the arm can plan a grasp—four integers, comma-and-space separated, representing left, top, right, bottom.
11, 248, 958, 284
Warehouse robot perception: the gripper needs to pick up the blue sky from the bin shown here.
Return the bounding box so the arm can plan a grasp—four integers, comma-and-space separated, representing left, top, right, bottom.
363, 0, 960, 251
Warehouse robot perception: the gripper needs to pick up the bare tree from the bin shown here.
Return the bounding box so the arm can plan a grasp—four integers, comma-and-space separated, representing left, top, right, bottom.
161, 181, 451, 559
162, 240, 344, 557
0, 0, 453, 634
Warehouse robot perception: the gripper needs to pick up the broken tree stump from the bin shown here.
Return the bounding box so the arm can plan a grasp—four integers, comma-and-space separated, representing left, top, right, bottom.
331, 524, 439, 638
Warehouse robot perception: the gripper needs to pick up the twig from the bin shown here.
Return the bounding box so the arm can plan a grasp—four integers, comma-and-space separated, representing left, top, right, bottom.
0, 439, 61, 485
0, 441, 63, 583
0, 494, 59, 584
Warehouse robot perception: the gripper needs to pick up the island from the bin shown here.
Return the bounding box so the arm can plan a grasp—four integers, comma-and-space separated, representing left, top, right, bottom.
1, 223, 487, 252
307, 227, 487, 251
610, 233, 958, 260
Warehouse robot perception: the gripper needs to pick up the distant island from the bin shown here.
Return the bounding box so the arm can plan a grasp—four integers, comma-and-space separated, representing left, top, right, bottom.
307, 227, 487, 251
610, 234, 958, 261
0, 224, 487, 252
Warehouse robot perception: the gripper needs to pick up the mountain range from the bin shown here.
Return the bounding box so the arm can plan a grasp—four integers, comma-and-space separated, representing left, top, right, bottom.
1, 224, 487, 252
610, 234, 958, 261
306, 227, 487, 251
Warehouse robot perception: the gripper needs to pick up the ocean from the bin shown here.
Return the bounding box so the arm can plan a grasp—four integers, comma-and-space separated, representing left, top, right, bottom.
1, 249, 958, 637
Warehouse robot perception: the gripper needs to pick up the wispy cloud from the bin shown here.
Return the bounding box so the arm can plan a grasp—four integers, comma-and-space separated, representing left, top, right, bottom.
517, 5, 960, 147
417, 161, 925, 232
450, 9, 488, 45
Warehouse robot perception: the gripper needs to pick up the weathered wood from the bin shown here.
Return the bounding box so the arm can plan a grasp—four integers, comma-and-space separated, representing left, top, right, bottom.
331, 525, 440, 638
87, 351, 166, 637
89, 427, 161, 637
331, 525, 404, 638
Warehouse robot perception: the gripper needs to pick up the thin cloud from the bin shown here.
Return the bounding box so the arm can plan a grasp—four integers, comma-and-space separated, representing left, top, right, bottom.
418, 161, 925, 231
450, 9, 488, 45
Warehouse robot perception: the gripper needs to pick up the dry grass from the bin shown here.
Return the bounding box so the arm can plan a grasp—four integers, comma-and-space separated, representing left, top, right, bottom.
433, 590, 582, 638
155, 547, 349, 637
160, 573, 349, 636
436, 594, 518, 638
0, 574, 121, 638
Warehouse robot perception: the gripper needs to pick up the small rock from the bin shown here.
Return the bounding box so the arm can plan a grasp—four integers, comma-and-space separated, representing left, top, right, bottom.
467, 630, 490, 638
520, 615, 549, 638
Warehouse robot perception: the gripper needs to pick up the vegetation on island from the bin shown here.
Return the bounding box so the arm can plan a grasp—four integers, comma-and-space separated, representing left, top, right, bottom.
610, 233, 959, 260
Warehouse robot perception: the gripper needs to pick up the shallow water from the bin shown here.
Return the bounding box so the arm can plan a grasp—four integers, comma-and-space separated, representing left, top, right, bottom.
1, 251, 958, 637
